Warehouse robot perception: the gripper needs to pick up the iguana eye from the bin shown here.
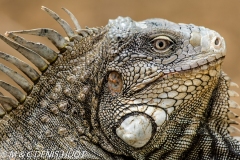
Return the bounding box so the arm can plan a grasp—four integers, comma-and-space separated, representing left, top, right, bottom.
152, 36, 173, 51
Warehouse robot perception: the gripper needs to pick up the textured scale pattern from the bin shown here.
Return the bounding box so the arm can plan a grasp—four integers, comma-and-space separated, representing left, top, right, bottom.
0, 6, 240, 160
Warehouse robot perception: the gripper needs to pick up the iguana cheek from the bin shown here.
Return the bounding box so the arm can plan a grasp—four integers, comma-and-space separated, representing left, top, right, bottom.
116, 115, 153, 148
116, 108, 167, 148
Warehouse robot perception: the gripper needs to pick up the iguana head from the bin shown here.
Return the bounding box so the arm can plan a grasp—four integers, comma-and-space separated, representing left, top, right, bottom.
96, 17, 227, 156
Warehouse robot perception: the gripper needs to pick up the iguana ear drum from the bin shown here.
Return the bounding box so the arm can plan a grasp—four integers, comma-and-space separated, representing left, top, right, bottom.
108, 71, 123, 95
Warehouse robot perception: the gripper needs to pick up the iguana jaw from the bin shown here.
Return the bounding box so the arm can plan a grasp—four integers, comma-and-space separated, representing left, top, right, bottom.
111, 41, 225, 148
114, 62, 222, 151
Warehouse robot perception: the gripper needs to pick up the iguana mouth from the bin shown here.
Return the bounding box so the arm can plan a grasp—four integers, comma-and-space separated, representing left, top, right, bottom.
130, 55, 225, 96
165, 56, 225, 78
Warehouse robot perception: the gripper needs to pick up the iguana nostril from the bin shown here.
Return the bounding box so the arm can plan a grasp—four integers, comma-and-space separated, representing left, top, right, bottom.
215, 37, 220, 46
116, 115, 153, 148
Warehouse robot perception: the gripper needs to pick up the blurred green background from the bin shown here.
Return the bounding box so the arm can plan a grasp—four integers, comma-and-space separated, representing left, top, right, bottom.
0, 0, 239, 131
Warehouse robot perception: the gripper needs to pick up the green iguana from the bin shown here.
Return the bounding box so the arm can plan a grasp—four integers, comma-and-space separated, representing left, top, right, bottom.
0, 6, 239, 160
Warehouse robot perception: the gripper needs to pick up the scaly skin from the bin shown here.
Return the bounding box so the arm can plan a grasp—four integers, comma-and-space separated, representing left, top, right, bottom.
0, 7, 239, 160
